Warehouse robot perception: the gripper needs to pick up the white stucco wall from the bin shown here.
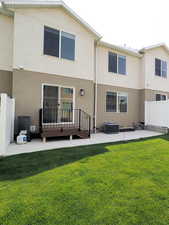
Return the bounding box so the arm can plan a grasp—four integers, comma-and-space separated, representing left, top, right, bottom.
13, 8, 95, 81
0, 14, 13, 71
144, 47, 169, 92
96, 46, 142, 89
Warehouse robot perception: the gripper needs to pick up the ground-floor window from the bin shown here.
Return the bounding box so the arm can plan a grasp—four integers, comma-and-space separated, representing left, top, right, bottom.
42, 84, 74, 123
106, 92, 128, 113
155, 94, 167, 101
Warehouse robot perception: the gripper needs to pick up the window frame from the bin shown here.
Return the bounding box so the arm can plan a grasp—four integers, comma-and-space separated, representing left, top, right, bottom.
155, 58, 167, 78
108, 52, 127, 75
43, 26, 76, 61
155, 93, 167, 101
41, 83, 76, 125
106, 91, 128, 113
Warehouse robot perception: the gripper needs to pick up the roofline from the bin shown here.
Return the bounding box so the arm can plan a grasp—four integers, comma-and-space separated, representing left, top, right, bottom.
98, 41, 142, 58
2, 0, 102, 39
0, 2, 14, 16
139, 43, 169, 53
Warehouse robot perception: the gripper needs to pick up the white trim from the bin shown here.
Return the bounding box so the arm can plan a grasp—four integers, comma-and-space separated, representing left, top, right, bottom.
108, 52, 127, 75
155, 57, 167, 78
98, 41, 142, 58
140, 43, 169, 54
2, 1, 102, 39
41, 83, 76, 125
43, 27, 76, 61
106, 91, 128, 113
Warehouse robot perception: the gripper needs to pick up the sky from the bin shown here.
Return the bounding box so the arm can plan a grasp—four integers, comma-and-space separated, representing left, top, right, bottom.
62, 0, 169, 50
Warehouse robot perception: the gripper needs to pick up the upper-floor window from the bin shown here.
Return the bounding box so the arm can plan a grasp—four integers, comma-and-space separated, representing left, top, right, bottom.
106, 91, 128, 112
108, 52, 126, 75
155, 58, 167, 78
156, 94, 167, 101
44, 26, 75, 61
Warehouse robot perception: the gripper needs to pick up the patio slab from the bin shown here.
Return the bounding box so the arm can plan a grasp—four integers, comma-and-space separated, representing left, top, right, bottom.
6, 130, 162, 156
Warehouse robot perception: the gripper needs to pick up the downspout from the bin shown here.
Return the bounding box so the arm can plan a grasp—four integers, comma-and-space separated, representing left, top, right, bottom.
93, 39, 100, 133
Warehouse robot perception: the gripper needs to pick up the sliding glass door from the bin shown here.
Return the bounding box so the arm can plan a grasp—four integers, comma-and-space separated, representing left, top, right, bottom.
43, 85, 74, 124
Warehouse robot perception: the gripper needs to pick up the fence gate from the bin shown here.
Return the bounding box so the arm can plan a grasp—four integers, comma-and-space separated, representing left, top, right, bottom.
0, 94, 15, 156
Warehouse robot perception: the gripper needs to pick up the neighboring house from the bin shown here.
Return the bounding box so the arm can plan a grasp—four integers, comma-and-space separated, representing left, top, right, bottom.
0, 0, 169, 136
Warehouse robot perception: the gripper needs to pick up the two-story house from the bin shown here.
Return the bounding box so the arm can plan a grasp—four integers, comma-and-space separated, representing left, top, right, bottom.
0, 0, 169, 138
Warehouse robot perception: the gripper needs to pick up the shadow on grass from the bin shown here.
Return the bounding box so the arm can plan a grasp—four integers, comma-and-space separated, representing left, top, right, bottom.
0, 144, 108, 181
0, 134, 168, 182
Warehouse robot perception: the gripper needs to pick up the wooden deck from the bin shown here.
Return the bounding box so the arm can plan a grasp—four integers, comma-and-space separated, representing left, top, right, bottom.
41, 127, 90, 142
39, 108, 91, 142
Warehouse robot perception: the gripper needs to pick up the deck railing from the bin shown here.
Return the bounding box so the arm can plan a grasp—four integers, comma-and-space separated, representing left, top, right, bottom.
39, 108, 91, 137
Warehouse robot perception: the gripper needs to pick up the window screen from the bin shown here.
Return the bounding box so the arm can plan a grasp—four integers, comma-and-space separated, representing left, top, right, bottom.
44, 26, 59, 57
108, 52, 117, 73
118, 55, 126, 75
61, 31, 75, 60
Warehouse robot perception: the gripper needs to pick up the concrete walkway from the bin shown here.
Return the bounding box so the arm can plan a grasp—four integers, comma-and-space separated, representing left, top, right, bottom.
6, 130, 162, 156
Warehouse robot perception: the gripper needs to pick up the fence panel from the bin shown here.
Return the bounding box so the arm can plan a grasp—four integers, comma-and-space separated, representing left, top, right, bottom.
145, 100, 169, 127
0, 94, 15, 156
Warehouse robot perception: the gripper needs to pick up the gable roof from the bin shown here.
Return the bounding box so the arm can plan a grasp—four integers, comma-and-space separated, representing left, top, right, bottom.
0, 0, 102, 39
98, 41, 142, 58
139, 43, 169, 54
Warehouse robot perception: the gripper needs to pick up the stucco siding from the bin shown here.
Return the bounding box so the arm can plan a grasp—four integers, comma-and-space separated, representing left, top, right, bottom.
96, 84, 141, 128
96, 46, 141, 89
13, 8, 95, 81
0, 70, 12, 96
0, 14, 13, 71
12, 70, 94, 129
144, 47, 169, 92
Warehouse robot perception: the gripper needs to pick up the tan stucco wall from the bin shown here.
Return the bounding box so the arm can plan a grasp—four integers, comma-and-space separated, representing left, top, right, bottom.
96, 46, 142, 89
96, 84, 141, 127
12, 70, 94, 129
13, 8, 95, 81
143, 47, 169, 92
0, 70, 12, 96
0, 14, 13, 71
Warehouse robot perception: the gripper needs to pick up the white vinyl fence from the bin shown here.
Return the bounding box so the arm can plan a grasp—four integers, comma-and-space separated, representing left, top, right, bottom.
0, 94, 15, 156
145, 100, 169, 128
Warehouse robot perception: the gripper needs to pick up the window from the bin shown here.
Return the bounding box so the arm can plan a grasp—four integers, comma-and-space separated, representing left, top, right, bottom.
61, 31, 75, 60
108, 52, 126, 75
106, 92, 117, 112
156, 94, 167, 101
44, 26, 75, 61
106, 92, 128, 112
44, 26, 59, 57
155, 58, 167, 77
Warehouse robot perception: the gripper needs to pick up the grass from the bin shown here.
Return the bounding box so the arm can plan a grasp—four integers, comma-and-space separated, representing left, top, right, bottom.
1, 135, 169, 224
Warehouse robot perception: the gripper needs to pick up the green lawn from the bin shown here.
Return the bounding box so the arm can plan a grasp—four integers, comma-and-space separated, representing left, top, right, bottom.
1, 136, 169, 225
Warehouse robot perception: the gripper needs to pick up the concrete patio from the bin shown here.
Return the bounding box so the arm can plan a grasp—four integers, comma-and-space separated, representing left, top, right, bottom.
6, 130, 162, 156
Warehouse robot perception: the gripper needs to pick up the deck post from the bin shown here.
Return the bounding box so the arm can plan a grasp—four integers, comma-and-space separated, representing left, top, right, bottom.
70, 135, 73, 140
79, 109, 81, 131
43, 137, 46, 143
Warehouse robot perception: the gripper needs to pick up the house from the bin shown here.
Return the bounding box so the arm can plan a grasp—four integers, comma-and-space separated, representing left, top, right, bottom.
0, 0, 169, 139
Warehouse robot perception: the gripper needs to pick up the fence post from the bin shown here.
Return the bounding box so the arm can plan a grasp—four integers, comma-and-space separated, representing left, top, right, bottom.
0, 94, 15, 156
0, 94, 8, 156
79, 109, 81, 131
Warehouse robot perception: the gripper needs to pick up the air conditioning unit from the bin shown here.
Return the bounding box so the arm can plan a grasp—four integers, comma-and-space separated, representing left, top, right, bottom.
101, 122, 119, 134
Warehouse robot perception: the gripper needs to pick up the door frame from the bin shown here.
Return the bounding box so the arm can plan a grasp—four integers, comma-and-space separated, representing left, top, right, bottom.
41, 83, 76, 125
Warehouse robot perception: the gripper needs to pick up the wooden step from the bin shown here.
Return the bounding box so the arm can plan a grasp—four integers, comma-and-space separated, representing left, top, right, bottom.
41, 127, 90, 140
